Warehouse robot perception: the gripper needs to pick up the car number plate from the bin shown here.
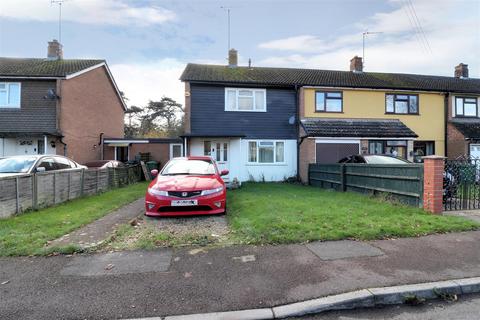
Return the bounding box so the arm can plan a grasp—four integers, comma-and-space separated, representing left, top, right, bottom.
171, 200, 198, 206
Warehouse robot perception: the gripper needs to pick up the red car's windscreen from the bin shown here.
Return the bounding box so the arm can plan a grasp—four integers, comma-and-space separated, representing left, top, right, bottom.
161, 159, 216, 175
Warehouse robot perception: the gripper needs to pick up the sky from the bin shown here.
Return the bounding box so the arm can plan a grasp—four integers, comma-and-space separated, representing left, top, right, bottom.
0, 0, 479, 108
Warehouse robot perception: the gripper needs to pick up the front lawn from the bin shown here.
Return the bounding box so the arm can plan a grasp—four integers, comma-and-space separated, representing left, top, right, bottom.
0, 182, 149, 256
227, 183, 479, 244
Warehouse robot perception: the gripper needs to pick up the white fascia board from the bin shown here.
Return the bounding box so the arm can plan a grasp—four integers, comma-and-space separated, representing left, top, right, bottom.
103, 139, 149, 144
303, 85, 445, 94
0, 76, 62, 79
65, 62, 127, 111
311, 137, 416, 141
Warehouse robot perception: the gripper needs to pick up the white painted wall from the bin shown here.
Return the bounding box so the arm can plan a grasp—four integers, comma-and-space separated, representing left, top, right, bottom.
189, 138, 297, 182
1, 137, 56, 156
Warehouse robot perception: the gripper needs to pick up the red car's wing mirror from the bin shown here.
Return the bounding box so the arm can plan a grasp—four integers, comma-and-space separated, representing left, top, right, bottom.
220, 169, 229, 176
150, 169, 159, 178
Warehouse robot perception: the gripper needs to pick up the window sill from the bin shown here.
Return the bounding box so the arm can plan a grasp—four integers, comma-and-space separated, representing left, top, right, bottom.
246, 162, 288, 166
314, 111, 344, 114
225, 109, 267, 113
0, 107, 21, 110
385, 112, 419, 116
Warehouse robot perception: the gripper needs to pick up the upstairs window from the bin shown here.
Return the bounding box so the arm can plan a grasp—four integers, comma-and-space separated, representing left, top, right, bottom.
315, 91, 343, 112
455, 97, 478, 117
225, 88, 266, 112
386, 94, 418, 114
0, 82, 21, 108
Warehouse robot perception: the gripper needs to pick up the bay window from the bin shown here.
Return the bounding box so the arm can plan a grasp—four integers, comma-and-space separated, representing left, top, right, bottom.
248, 141, 285, 164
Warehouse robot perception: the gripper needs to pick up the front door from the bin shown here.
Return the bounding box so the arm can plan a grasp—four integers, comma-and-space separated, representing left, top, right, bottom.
206, 140, 229, 179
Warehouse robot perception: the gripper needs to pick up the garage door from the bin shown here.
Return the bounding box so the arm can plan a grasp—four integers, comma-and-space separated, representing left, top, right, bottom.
316, 143, 360, 164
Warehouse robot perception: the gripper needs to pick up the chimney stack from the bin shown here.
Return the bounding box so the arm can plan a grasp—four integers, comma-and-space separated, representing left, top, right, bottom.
47, 39, 63, 60
228, 48, 238, 67
350, 56, 363, 72
454, 63, 468, 78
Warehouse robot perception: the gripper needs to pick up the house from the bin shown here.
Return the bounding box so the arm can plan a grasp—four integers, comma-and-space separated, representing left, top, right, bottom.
0, 40, 126, 164
182, 51, 480, 183
180, 49, 298, 182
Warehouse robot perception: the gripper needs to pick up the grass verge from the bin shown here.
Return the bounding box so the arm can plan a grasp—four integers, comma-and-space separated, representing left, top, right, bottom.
227, 183, 480, 245
0, 182, 149, 256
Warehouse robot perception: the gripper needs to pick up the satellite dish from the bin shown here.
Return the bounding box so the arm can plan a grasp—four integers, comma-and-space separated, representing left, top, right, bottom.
288, 115, 296, 125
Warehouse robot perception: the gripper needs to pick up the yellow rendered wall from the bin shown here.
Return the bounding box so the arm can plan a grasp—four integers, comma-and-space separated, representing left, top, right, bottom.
303, 88, 445, 156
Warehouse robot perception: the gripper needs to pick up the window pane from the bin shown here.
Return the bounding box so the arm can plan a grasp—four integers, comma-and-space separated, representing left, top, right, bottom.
173, 145, 182, 157
0, 90, 6, 106
223, 143, 228, 161
386, 95, 394, 113
465, 98, 476, 103
316, 92, 325, 111
238, 96, 253, 110
409, 95, 418, 113
204, 141, 211, 156
326, 99, 342, 112
55, 157, 72, 169
259, 145, 274, 163
326, 92, 341, 98
456, 98, 464, 115
464, 102, 477, 116
254, 91, 265, 110
238, 90, 253, 96
369, 141, 383, 154
395, 101, 408, 113
248, 141, 257, 162
216, 143, 221, 161
426, 142, 434, 155
0, 83, 5, 89
8, 83, 20, 107
226, 90, 236, 110
396, 95, 408, 100
275, 142, 284, 162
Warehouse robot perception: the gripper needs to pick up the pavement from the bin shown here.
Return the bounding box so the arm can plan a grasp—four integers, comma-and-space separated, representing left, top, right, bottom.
46, 198, 145, 249
444, 210, 480, 223
1, 230, 480, 320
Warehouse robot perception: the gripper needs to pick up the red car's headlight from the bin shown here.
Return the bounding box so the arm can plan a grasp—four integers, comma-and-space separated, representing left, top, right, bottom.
147, 188, 168, 197
200, 186, 224, 196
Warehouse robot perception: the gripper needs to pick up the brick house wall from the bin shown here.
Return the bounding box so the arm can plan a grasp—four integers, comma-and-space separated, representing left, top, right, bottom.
130, 143, 171, 167
58, 66, 125, 164
446, 95, 469, 159
299, 126, 315, 184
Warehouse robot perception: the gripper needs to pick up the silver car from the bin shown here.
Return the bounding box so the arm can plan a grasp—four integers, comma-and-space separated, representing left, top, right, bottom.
0, 155, 86, 177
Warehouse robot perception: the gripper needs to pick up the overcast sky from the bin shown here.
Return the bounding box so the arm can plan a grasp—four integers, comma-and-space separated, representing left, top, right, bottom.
1, 0, 479, 108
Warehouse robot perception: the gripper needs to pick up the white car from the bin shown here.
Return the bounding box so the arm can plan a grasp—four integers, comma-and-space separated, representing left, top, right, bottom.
0, 155, 87, 177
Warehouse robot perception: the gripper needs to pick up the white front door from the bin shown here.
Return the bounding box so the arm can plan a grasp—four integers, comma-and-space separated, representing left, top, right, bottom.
17, 139, 37, 155
211, 141, 229, 179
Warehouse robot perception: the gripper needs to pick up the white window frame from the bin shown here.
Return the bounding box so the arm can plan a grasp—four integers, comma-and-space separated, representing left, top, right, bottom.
0, 82, 21, 108
247, 140, 286, 164
169, 143, 183, 159
225, 88, 267, 112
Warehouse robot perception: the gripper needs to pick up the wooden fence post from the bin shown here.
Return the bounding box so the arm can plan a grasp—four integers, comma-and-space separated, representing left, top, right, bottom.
15, 176, 20, 214
53, 172, 56, 204
32, 174, 38, 210
340, 164, 346, 192
80, 169, 85, 197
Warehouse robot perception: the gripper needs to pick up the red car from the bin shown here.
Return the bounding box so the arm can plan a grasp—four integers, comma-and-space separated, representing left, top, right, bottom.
145, 156, 228, 217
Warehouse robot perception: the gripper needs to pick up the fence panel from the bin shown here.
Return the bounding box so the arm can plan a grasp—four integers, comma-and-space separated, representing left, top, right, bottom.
309, 163, 424, 206
0, 164, 143, 218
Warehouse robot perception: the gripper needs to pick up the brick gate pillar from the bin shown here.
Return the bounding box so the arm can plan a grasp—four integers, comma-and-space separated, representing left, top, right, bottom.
423, 155, 446, 214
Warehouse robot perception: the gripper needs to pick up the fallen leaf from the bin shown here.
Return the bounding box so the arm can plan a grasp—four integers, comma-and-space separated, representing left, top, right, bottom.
1, 281, 9, 285
105, 264, 115, 271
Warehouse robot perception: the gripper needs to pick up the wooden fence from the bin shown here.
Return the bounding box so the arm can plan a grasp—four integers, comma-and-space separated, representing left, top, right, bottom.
309, 163, 424, 206
0, 165, 143, 218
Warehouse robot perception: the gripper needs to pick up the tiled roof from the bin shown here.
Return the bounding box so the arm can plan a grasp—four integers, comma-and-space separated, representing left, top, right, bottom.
181, 64, 480, 94
0, 57, 105, 77
301, 118, 418, 138
450, 119, 480, 139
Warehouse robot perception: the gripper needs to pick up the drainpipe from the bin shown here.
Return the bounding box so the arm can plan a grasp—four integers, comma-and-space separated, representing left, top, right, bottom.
43, 135, 48, 154
444, 93, 449, 158
295, 84, 301, 182
99, 132, 104, 160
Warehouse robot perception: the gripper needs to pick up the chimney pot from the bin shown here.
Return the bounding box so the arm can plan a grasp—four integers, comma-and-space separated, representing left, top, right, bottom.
454, 63, 468, 78
350, 56, 363, 72
47, 39, 63, 60
228, 48, 238, 67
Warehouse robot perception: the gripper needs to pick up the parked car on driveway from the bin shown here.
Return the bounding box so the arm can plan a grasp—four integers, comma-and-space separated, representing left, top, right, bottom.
0, 155, 86, 177
85, 160, 125, 169
145, 156, 228, 217
338, 154, 412, 164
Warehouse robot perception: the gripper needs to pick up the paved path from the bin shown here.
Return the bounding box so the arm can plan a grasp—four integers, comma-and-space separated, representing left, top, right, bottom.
1, 231, 479, 319
444, 210, 480, 223
46, 198, 145, 249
